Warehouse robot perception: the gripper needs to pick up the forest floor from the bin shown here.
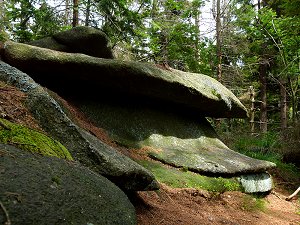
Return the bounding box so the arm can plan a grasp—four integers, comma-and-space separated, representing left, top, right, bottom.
132, 182, 300, 225
1, 83, 300, 225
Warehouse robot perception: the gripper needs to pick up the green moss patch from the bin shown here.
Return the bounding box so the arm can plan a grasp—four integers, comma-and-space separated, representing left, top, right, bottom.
0, 118, 72, 160
241, 195, 266, 212
137, 160, 242, 192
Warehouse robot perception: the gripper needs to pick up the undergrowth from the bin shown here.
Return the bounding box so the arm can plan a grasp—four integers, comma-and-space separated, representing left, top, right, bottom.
219, 125, 300, 189
138, 160, 242, 193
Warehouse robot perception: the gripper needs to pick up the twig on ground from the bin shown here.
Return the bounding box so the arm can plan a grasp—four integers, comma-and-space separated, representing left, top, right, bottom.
271, 191, 282, 200
0, 201, 11, 225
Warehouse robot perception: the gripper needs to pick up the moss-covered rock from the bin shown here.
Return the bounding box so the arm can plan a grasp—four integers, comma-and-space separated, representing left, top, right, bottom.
1, 41, 247, 118
28, 37, 69, 52
0, 61, 158, 191
0, 144, 136, 225
28, 26, 114, 59
138, 160, 242, 192
75, 100, 275, 175
0, 118, 72, 160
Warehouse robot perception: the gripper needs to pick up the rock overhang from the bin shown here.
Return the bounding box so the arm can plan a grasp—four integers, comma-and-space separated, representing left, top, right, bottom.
1, 41, 248, 118
0, 32, 276, 193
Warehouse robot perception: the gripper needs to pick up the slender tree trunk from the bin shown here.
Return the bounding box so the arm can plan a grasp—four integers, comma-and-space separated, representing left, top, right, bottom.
65, 0, 70, 25
0, 0, 4, 36
0, 0, 3, 20
160, 31, 168, 65
85, 0, 91, 26
216, 0, 222, 82
280, 78, 287, 129
194, 8, 200, 62
72, 0, 79, 27
259, 61, 268, 133
249, 86, 256, 133
289, 76, 299, 124
151, 0, 158, 17
257, 0, 268, 133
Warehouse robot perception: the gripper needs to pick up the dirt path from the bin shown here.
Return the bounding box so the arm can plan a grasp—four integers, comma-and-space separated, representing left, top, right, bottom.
132, 184, 300, 225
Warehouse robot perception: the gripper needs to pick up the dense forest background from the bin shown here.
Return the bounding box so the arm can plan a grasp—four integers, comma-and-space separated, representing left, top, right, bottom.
0, 0, 299, 166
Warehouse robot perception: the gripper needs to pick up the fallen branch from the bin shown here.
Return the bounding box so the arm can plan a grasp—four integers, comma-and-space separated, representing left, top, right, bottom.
286, 186, 300, 201
0, 201, 11, 225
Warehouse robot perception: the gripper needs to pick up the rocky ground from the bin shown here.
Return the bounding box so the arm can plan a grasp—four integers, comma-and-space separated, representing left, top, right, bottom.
1, 82, 299, 225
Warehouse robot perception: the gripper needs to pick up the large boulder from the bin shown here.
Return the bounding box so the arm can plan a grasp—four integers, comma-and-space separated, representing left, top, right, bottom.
75, 100, 276, 175
1, 41, 247, 118
28, 26, 114, 59
0, 144, 136, 225
0, 60, 158, 191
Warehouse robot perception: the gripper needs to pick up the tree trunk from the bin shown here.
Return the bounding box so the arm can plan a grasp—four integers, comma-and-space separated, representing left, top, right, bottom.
151, 0, 158, 17
257, 0, 268, 133
216, 0, 222, 82
280, 78, 287, 130
72, 0, 79, 27
194, 6, 200, 62
289, 76, 299, 124
65, 0, 70, 25
0, 0, 3, 24
249, 86, 256, 133
259, 61, 268, 133
85, 0, 91, 26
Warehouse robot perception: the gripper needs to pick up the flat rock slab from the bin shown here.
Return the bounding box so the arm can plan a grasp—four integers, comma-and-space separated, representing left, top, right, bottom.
0, 61, 158, 191
75, 100, 275, 175
28, 26, 114, 59
0, 144, 136, 225
1, 41, 247, 118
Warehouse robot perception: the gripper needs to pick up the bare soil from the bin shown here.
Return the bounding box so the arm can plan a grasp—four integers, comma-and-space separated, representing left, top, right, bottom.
133, 184, 299, 225
1, 85, 300, 225
0, 81, 41, 130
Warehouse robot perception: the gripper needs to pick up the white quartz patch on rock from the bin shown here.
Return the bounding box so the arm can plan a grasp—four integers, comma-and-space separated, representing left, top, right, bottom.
240, 172, 273, 193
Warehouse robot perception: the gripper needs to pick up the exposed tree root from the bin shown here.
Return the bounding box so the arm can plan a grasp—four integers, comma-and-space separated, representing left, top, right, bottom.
0, 201, 11, 225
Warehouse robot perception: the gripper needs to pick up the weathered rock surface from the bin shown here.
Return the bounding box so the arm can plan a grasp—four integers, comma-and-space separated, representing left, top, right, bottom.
28, 26, 114, 59
75, 100, 276, 175
0, 37, 275, 190
0, 144, 136, 225
1, 41, 247, 118
0, 60, 158, 191
240, 173, 273, 193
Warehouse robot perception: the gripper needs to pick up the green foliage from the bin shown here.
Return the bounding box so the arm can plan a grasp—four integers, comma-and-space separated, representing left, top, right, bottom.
131, 0, 210, 73
0, 118, 73, 160
4, 0, 66, 42
234, 132, 280, 152
221, 128, 300, 187
138, 160, 242, 193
